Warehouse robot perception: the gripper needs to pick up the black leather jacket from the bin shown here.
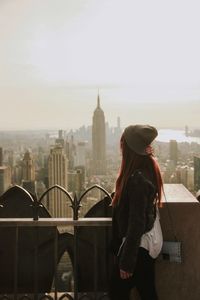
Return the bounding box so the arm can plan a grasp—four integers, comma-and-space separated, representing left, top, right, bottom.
111, 170, 157, 273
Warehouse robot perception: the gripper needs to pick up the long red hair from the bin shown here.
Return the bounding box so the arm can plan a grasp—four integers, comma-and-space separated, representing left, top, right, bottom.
112, 134, 163, 207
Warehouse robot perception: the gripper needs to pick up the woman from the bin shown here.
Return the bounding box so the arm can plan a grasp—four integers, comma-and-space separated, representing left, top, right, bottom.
109, 124, 163, 300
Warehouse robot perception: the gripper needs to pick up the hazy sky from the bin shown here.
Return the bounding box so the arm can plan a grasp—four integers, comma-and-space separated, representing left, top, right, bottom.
0, 0, 200, 130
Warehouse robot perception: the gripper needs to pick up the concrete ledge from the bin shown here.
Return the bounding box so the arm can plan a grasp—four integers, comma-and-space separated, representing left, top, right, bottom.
131, 184, 200, 300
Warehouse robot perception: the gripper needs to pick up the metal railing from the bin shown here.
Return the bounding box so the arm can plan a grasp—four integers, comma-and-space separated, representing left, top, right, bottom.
0, 185, 113, 300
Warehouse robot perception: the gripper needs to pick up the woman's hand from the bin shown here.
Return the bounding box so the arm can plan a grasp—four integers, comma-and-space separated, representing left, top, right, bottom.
120, 269, 133, 279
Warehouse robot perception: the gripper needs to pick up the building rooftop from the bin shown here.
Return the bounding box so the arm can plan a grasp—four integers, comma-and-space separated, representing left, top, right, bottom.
164, 183, 197, 203
0, 166, 8, 170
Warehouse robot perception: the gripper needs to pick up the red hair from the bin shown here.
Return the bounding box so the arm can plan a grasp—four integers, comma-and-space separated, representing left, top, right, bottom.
112, 135, 163, 207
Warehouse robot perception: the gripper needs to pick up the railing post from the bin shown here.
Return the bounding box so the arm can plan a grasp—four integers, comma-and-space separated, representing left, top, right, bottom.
73, 193, 80, 300
94, 233, 98, 300
34, 226, 39, 300
14, 226, 19, 300
54, 228, 58, 300
32, 199, 40, 221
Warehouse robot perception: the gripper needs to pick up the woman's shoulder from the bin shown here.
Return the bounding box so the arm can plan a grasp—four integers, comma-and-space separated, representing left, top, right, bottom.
128, 169, 156, 191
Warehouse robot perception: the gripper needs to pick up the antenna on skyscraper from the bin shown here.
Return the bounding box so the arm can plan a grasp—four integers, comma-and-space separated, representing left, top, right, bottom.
97, 88, 100, 108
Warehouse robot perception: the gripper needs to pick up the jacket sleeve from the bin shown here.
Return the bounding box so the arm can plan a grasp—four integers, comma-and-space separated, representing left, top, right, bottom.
110, 207, 121, 255
119, 174, 148, 272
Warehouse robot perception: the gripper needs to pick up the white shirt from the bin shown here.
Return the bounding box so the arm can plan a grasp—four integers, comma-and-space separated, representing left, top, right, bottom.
140, 208, 163, 258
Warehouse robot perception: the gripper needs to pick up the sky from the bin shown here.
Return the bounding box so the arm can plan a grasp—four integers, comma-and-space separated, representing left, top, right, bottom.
0, 0, 200, 130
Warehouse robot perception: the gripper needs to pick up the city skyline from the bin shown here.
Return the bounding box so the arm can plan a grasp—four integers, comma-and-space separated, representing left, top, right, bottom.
0, 89, 199, 131
0, 0, 200, 130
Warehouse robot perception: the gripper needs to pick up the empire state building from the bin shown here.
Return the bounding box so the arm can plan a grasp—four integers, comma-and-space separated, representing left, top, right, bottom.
92, 94, 106, 175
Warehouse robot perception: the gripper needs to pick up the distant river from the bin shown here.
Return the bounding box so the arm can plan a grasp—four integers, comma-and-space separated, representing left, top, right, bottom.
49, 128, 200, 144
157, 129, 200, 144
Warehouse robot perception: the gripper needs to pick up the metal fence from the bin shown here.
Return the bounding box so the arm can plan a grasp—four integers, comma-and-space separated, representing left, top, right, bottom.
0, 185, 113, 300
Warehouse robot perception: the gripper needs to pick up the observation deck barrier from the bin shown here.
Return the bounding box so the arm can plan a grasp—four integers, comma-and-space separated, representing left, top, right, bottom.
0, 184, 200, 300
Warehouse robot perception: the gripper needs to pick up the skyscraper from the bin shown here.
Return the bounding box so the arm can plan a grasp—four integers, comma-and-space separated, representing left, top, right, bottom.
0, 147, 11, 195
0, 166, 11, 196
74, 142, 87, 167
56, 129, 65, 147
117, 116, 121, 130
0, 148, 3, 166
92, 93, 106, 175
21, 150, 36, 194
169, 139, 178, 166
22, 150, 35, 181
48, 145, 69, 217
194, 156, 200, 192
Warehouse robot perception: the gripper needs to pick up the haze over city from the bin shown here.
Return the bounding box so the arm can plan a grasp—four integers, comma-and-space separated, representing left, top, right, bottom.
1, 2, 200, 297
0, 0, 200, 130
